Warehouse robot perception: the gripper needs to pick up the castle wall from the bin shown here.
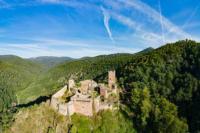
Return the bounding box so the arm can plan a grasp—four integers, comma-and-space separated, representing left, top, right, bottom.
67, 101, 74, 116
50, 97, 59, 110
51, 98, 75, 116
94, 97, 100, 112
58, 103, 68, 115
99, 103, 113, 111
73, 100, 93, 116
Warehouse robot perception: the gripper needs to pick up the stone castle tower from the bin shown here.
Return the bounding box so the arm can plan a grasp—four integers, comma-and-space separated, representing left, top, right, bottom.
68, 79, 75, 90
108, 70, 116, 89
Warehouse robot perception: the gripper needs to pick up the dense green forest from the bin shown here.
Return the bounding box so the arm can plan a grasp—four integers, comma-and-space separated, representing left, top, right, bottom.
1, 40, 200, 132
0, 55, 42, 111
118, 40, 200, 132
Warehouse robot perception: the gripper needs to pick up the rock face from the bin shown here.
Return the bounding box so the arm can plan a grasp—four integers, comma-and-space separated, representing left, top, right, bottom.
50, 70, 118, 117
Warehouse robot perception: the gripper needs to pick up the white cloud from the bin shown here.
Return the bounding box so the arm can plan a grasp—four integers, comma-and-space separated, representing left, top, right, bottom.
0, 44, 139, 58
0, 38, 140, 58
117, 0, 191, 39
2, 0, 199, 58
109, 11, 163, 46
101, 7, 115, 42
31, 38, 91, 47
102, 0, 200, 47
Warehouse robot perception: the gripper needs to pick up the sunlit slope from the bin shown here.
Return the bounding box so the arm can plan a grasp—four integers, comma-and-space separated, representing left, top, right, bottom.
0, 55, 42, 111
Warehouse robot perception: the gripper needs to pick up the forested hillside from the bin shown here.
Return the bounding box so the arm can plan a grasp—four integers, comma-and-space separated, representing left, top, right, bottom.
118, 40, 200, 132
28, 56, 74, 69
0, 55, 44, 130
1, 40, 200, 132
18, 53, 136, 104
0, 55, 42, 111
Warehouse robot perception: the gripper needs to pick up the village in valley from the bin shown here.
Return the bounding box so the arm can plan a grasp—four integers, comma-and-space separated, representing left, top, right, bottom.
50, 70, 119, 117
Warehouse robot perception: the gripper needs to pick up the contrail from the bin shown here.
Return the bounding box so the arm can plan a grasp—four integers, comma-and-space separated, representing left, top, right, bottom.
101, 6, 115, 42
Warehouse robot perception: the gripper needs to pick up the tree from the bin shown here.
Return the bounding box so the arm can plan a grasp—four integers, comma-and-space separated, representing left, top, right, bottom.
151, 97, 188, 133
131, 87, 152, 131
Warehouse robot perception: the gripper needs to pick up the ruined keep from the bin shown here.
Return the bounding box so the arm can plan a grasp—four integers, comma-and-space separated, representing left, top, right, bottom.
68, 79, 75, 90
108, 70, 116, 89
50, 70, 117, 117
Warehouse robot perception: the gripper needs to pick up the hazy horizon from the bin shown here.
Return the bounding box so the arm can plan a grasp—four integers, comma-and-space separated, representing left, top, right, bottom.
0, 50, 138, 59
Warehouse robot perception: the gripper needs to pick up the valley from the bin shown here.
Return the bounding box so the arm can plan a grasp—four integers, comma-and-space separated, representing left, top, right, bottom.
1, 40, 200, 132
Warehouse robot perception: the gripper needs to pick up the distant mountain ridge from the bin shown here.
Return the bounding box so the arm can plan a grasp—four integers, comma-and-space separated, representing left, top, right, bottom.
137, 47, 154, 54
28, 56, 74, 68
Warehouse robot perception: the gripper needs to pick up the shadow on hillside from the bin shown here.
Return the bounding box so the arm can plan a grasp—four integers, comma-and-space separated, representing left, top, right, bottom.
16, 95, 51, 108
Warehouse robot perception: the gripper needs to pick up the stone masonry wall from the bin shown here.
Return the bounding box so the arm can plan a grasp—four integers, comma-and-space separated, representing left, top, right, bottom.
50, 97, 59, 110
73, 100, 93, 116
58, 103, 68, 115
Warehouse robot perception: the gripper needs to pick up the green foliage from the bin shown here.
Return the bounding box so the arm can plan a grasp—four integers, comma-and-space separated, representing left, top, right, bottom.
131, 87, 152, 129
128, 87, 188, 132
71, 110, 136, 133
0, 55, 42, 112
4, 104, 69, 133
151, 97, 188, 133
0, 55, 43, 131
118, 40, 200, 132
0, 108, 17, 131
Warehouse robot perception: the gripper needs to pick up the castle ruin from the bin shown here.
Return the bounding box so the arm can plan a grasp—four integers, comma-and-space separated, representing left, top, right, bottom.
50, 70, 118, 116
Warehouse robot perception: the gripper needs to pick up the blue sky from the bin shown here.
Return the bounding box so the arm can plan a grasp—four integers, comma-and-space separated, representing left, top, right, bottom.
0, 0, 200, 58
